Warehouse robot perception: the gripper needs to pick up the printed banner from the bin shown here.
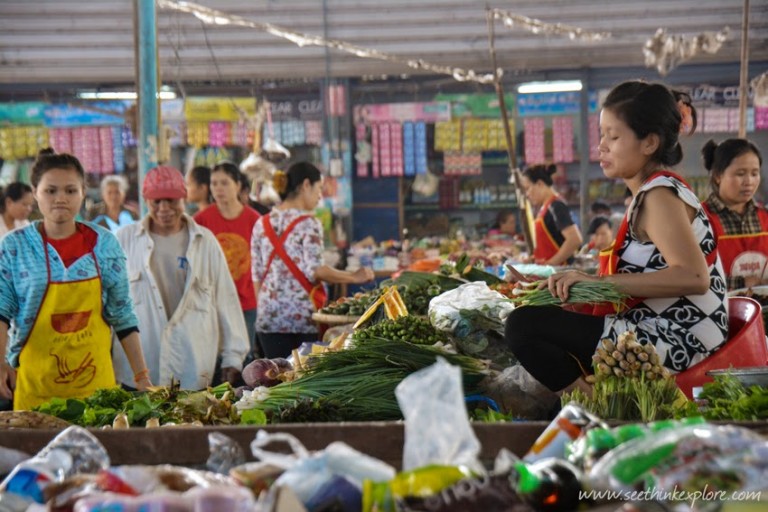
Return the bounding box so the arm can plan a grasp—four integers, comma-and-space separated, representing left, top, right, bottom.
355, 102, 450, 123
184, 97, 256, 122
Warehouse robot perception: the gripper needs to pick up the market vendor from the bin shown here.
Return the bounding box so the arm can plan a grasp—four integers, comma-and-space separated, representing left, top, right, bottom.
113, 165, 248, 390
520, 164, 582, 266
195, 162, 261, 363
0, 149, 152, 410
0, 182, 34, 239
701, 138, 766, 290
251, 162, 374, 358
578, 216, 613, 256
505, 81, 728, 393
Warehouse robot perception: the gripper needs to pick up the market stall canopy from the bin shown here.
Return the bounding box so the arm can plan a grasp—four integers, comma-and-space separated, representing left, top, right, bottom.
0, 0, 766, 92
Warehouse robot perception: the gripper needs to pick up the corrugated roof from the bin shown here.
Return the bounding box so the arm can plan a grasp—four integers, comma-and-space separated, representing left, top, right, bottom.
0, 0, 765, 88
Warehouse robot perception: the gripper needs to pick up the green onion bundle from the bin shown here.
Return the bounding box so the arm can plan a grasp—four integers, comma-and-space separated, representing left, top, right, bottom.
247, 338, 488, 422
508, 280, 628, 308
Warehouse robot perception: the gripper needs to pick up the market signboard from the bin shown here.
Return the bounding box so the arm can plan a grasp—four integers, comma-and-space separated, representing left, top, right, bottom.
517, 91, 599, 117
42, 101, 129, 127
184, 97, 256, 122
356, 102, 451, 123
0, 102, 47, 124
434, 93, 514, 118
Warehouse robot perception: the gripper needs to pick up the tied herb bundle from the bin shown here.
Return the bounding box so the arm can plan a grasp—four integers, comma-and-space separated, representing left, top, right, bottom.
563, 331, 686, 422
508, 280, 628, 308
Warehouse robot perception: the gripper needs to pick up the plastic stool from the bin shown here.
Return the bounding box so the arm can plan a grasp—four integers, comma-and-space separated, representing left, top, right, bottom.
675, 297, 767, 399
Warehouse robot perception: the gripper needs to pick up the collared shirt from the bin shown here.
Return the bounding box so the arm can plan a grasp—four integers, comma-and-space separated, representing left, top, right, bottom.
704, 194, 763, 235
704, 194, 765, 290
113, 214, 248, 389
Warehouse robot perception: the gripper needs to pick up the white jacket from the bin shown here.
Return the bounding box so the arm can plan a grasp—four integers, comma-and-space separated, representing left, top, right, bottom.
113, 215, 248, 389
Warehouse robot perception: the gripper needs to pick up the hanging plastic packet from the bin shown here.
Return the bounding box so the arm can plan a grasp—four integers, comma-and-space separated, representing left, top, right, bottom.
206, 432, 246, 475
523, 402, 607, 463
589, 424, 768, 501
362, 465, 475, 512
566, 417, 707, 473
0, 426, 109, 504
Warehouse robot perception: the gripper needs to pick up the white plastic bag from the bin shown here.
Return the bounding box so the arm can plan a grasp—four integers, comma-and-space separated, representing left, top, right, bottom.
395, 357, 483, 473
250, 431, 395, 504
428, 282, 514, 336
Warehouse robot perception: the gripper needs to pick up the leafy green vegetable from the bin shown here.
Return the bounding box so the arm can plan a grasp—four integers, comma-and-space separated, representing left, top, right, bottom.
34, 397, 86, 423
240, 408, 268, 425
84, 387, 133, 410
696, 373, 768, 421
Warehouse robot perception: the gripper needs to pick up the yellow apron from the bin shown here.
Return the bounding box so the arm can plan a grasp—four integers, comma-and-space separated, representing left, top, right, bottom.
13, 240, 115, 411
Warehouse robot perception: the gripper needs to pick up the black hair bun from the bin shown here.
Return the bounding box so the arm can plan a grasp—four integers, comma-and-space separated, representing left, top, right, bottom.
701, 140, 718, 171
37, 147, 56, 158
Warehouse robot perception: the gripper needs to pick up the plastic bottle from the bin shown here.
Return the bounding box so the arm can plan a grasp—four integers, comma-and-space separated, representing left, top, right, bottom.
512, 458, 583, 512
0, 448, 72, 504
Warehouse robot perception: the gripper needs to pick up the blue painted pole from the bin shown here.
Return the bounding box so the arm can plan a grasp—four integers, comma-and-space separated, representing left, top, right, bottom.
135, 0, 159, 216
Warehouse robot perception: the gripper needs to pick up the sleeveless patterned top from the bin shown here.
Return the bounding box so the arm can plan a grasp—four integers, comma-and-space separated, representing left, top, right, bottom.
601, 173, 729, 374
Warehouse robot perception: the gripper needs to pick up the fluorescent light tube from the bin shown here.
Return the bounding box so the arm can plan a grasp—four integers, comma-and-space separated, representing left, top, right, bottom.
77, 90, 177, 100
517, 80, 583, 94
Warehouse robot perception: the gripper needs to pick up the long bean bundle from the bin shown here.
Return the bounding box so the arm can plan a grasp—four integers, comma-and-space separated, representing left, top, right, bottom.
508, 280, 628, 308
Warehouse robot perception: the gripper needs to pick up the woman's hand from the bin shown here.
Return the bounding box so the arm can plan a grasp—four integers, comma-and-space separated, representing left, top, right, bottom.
0, 361, 15, 400
134, 374, 152, 392
547, 270, 598, 302
221, 367, 242, 386
352, 267, 375, 283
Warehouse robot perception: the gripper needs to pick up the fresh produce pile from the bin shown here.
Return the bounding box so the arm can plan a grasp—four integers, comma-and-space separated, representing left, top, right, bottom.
33, 382, 238, 428
351, 315, 449, 345
235, 338, 488, 423
320, 290, 382, 316
695, 372, 768, 420
588, 332, 669, 382
563, 332, 684, 422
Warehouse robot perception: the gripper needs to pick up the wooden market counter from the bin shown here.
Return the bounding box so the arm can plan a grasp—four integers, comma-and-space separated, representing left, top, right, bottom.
3, 421, 768, 469
0, 421, 549, 469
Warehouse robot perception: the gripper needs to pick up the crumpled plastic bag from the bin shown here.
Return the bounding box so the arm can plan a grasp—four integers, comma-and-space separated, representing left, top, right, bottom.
250, 431, 395, 506
480, 365, 560, 420
429, 282, 514, 336
206, 432, 246, 475
395, 357, 483, 474
428, 282, 517, 366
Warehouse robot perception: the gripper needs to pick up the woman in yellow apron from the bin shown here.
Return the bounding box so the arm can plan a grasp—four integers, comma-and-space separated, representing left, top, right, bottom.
0, 149, 151, 410
520, 164, 583, 266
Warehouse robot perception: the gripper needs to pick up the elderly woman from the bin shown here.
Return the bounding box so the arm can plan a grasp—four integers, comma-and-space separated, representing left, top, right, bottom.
88, 175, 137, 233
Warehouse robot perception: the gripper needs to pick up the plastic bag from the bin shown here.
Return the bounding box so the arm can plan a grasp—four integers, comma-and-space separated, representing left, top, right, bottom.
502, 263, 555, 280
589, 424, 768, 497
206, 433, 246, 475
429, 282, 513, 335
428, 282, 517, 366
480, 364, 560, 420
395, 357, 483, 473
250, 431, 395, 505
